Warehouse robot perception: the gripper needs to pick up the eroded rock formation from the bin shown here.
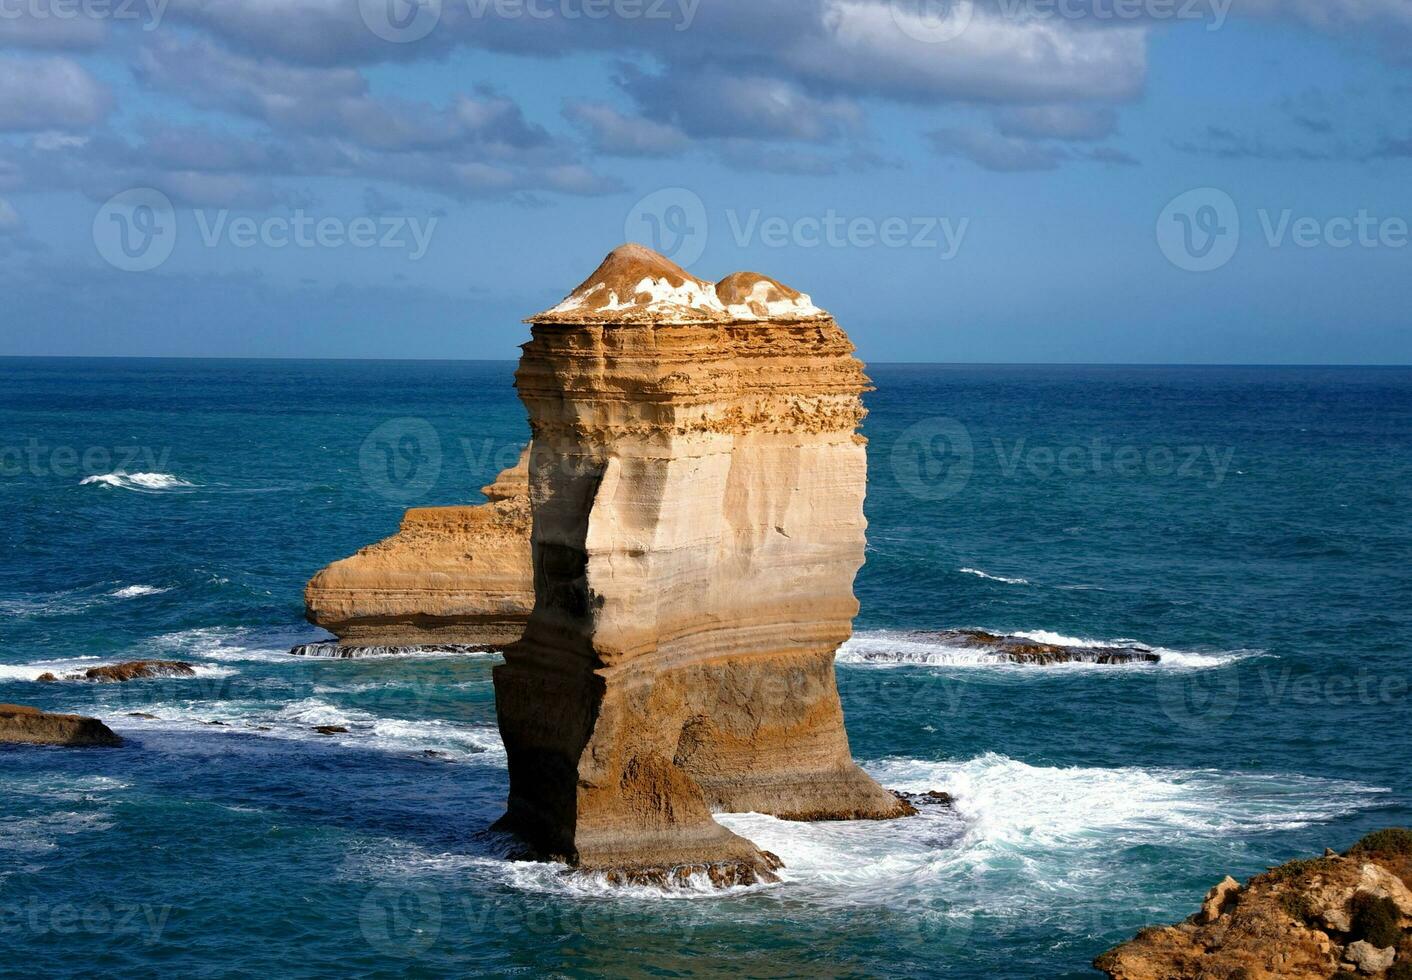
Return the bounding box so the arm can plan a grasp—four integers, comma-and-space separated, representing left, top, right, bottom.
304, 449, 533, 648
1096, 829, 1412, 979
492, 244, 911, 881
0, 704, 123, 747
37, 660, 196, 682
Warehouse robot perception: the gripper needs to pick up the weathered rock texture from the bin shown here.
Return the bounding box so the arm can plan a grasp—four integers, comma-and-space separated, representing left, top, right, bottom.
0, 704, 123, 747
492, 244, 910, 880
304, 449, 533, 647
1097, 829, 1412, 979
38, 660, 196, 682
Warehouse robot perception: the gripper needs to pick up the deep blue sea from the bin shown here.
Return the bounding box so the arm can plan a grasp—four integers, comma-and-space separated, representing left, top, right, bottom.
2, 358, 1410, 978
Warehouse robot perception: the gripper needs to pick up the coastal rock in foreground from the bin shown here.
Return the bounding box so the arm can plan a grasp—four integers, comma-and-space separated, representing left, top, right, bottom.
0, 704, 123, 747
304, 450, 533, 649
1096, 828, 1412, 980
493, 244, 911, 882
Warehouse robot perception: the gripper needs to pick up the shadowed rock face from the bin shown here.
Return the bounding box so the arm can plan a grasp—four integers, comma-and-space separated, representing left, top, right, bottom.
0, 704, 123, 747
493, 244, 911, 881
304, 449, 533, 648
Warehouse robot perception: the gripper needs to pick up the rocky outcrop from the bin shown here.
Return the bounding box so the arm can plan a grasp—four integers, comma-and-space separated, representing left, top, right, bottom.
304, 450, 533, 648
1096, 829, 1412, 979
492, 244, 911, 882
38, 660, 196, 682
0, 704, 123, 747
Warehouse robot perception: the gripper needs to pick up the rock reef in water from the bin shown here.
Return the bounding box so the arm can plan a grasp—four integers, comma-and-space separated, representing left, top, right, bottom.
492, 244, 912, 883
0, 704, 123, 747
856, 629, 1162, 666
303, 449, 534, 648
1097, 829, 1412, 979
37, 660, 196, 682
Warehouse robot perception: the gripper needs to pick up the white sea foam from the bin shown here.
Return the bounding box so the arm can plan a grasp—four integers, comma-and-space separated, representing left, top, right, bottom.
958, 567, 1030, 585
80, 471, 197, 492
707, 754, 1387, 909
110, 584, 172, 598
837, 629, 1263, 671
116, 697, 504, 763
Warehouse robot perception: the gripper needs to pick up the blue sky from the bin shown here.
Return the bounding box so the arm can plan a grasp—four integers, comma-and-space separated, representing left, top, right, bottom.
0, 0, 1408, 363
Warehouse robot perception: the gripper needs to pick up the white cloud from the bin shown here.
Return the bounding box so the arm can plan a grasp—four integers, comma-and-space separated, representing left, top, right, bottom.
0, 56, 112, 131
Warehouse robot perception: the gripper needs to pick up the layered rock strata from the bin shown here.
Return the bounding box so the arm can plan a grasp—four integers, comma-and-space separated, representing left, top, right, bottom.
304, 449, 533, 648
492, 244, 911, 880
0, 704, 123, 747
1097, 829, 1412, 979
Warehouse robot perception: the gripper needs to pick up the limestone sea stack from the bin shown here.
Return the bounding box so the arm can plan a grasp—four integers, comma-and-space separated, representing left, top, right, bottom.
304, 449, 533, 648
493, 244, 912, 882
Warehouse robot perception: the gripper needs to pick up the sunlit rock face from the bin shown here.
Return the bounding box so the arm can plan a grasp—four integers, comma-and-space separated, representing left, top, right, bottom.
304, 449, 533, 648
493, 244, 911, 881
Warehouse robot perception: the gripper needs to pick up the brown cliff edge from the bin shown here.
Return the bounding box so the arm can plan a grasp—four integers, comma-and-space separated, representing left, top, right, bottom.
1097, 828, 1412, 980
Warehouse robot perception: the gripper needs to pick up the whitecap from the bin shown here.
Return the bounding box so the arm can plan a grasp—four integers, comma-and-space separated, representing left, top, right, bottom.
80, 471, 197, 492
958, 567, 1030, 586
109, 585, 172, 598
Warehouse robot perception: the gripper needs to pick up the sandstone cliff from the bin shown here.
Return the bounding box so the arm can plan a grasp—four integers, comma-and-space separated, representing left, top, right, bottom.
1097, 829, 1412, 979
304, 449, 533, 647
493, 244, 911, 882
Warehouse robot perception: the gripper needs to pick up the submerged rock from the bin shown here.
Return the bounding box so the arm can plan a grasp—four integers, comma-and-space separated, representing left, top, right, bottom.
1096, 828, 1412, 980
312, 725, 349, 736
493, 244, 910, 885
0, 704, 123, 747
304, 449, 533, 649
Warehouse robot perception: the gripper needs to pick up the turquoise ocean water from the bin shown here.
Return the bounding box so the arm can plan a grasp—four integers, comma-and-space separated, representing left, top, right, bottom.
2, 358, 1410, 978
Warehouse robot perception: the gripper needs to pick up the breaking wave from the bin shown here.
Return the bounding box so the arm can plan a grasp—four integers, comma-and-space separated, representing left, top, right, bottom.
958, 567, 1030, 585
80, 471, 197, 492
837, 629, 1264, 671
